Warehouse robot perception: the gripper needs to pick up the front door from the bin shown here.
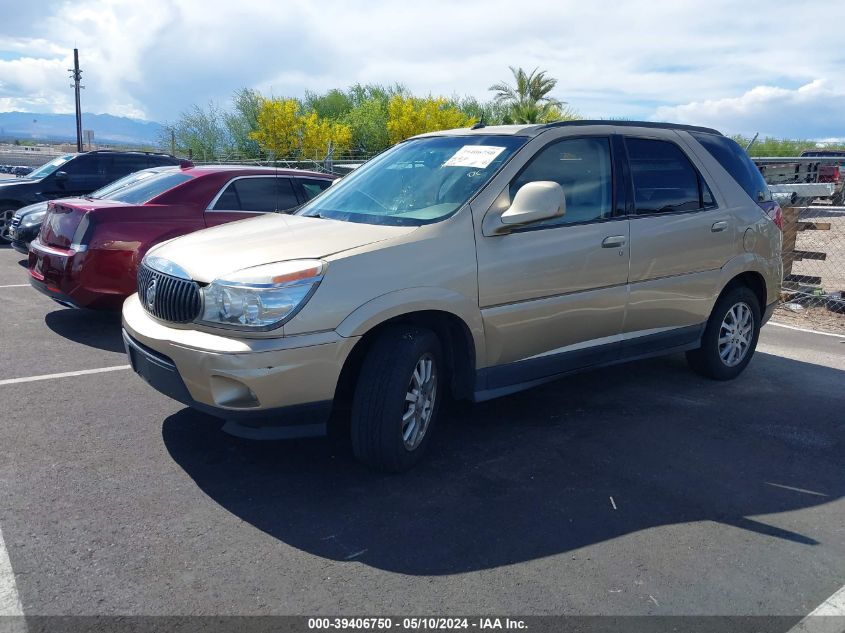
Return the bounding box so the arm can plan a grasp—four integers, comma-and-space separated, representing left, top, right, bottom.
475, 135, 630, 394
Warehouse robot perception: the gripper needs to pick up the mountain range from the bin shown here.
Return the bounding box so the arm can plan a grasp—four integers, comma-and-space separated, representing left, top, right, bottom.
0, 112, 163, 146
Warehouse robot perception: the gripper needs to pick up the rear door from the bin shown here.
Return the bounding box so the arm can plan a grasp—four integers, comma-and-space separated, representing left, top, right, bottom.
623, 132, 735, 346
204, 176, 300, 227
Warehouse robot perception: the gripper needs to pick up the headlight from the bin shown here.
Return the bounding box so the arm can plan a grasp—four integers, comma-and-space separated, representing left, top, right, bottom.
199, 259, 325, 330
21, 210, 47, 227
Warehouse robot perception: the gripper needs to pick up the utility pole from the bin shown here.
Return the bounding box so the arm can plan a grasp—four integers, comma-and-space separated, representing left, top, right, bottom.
69, 48, 84, 152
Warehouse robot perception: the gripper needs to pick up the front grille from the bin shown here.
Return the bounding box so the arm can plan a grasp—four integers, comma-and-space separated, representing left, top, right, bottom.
9, 216, 21, 231
137, 263, 201, 323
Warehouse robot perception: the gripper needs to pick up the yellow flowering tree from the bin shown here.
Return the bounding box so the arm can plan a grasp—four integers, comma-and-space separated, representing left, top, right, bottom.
249, 98, 301, 157
300, 111, 353, 158
386, 96, 475, 144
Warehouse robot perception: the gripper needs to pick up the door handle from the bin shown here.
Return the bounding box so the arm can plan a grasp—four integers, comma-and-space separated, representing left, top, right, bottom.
711, 221, 728, 232
601, 235, 627, 248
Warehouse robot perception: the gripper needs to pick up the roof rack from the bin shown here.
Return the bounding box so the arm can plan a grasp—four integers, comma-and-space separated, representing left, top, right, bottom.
534, 120, 722, 136
83, 149, 178, 157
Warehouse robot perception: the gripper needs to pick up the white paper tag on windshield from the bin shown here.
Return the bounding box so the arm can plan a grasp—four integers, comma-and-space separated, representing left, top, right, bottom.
443, 145, 506, 169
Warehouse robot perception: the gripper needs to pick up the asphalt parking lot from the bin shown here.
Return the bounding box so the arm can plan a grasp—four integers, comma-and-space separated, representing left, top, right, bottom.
0, 243, 844, 619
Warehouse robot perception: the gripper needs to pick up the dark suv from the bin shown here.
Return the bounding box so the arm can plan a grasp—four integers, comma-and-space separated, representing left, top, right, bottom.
0, 150, 186, 244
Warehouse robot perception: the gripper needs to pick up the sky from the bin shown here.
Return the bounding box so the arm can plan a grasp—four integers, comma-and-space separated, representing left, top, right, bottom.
0, 0, 843, 139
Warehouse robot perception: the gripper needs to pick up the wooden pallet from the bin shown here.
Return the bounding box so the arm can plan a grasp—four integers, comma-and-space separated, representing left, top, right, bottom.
781, 207, 829, 281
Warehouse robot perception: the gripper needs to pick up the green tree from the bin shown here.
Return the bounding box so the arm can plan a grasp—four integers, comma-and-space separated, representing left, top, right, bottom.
161, 102, 232, 160
489, 66, 579, 124
225, 88, 263, 157
304, 89, 353, 120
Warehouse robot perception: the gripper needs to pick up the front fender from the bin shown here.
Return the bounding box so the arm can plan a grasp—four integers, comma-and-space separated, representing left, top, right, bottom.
335, 286, 485, 366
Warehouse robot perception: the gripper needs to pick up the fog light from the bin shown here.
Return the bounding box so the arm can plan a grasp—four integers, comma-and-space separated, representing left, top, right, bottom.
210, 376, 260, 408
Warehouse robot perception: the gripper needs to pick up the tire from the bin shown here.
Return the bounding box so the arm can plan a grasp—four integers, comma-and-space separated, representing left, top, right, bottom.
351, 325, 443, 472
0, 206, 18, 244
686, 285, 761, 380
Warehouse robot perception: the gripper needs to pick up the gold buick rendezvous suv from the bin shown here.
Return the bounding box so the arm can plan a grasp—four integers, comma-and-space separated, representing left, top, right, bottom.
123, 121, 782, 471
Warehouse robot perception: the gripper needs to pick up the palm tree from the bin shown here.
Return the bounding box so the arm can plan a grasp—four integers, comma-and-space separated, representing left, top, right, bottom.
489, 66, 576, 124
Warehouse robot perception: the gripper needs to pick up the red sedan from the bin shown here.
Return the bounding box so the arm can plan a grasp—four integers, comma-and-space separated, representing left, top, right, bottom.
28, 165, 335, 310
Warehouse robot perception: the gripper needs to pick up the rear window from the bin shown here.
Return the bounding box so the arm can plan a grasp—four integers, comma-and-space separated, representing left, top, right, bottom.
107, 172, 192, 205
690, 132, 771, 203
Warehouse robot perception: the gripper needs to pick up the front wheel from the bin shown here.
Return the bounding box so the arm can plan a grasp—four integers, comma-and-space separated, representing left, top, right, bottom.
351, 326, 443, 472
0, 208, 16, 243
686, 286, 761, 380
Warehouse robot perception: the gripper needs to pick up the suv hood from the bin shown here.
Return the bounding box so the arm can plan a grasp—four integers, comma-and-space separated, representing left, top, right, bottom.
0, 178, 36, 192
147, 212, 416, 283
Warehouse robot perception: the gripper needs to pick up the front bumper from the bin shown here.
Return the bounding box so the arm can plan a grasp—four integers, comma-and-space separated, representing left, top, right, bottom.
122, 294, 359, 438
9, 222, 39, 254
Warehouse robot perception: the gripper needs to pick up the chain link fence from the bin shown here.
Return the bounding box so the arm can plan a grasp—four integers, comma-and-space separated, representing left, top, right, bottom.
776, 202, 845, 332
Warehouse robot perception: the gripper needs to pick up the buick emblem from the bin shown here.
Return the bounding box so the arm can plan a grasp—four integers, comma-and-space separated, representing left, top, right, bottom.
146, 277, 158, 311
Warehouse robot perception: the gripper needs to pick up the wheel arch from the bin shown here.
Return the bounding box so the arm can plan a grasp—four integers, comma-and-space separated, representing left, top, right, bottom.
721, 270, 768, 313
334, 309, 478, 413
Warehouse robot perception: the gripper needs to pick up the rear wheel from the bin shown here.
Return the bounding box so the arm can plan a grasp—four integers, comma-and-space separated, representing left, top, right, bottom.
686, 286, 761, 380
351, 326, 443, 472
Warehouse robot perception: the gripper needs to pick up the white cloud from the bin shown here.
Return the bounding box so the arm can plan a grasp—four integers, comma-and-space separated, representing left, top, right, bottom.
0, 0, 843, 138
654, 80, 845, 138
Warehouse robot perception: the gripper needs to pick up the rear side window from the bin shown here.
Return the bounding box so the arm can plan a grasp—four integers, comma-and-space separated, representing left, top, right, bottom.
690, 132, 772, 203
111, 155, 149, 177
300, 178, 332, 200
626, 138, 715, 214
212, 177, 299, 212
509, 136, 613, 226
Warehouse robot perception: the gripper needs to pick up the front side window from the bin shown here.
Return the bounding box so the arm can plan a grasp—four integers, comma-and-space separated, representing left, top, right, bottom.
212, 177, 299, 212
27, 155, 74, 180
626, 138, 714, 214
509, 137, 613, 227
297, 135, 527, 226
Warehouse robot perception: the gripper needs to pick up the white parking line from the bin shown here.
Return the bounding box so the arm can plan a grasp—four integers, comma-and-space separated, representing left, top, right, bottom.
787, 584, 845, 633
0, 284, 29, 289
768, 322, 845, 339
0, 524, 23, 616
0, 365, 130, 387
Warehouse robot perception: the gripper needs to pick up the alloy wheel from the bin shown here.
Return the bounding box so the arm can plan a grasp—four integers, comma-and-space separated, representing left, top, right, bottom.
0, 209, 14, 243
402, 353, 438, 451
718, 301, 754, 367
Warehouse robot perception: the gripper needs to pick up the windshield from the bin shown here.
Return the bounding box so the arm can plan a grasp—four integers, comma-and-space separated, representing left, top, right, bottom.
297, 135, 527, 226
89, 167, 178, 200
105, 171, 193, 205
26, 154, 74, 180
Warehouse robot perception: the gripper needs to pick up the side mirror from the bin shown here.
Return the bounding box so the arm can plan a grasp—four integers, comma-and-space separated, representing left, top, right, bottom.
500, 181, 566, 227
54, 171, 68, 182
